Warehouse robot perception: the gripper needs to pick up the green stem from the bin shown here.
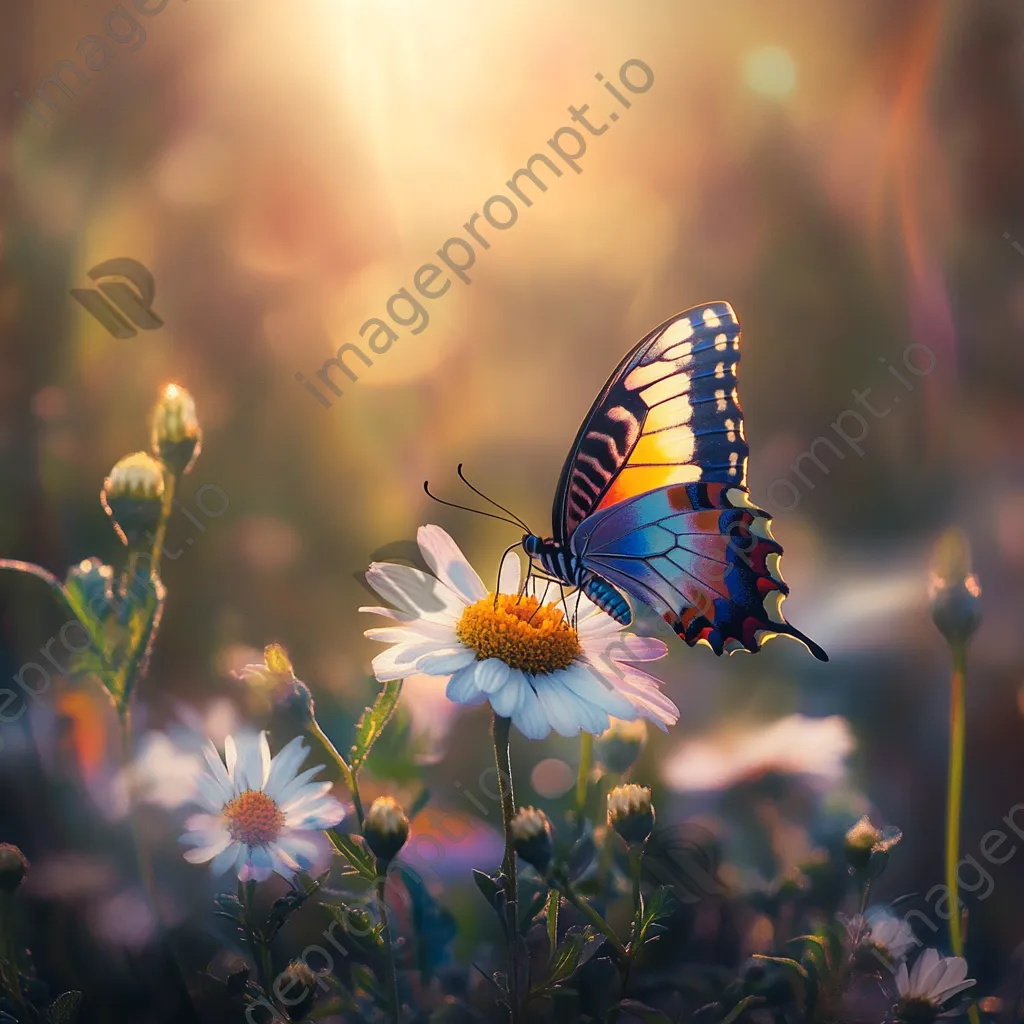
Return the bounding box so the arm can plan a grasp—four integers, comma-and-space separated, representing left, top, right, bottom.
376, 868, 400, 1024
945, 643, 966, 958
492, 714, 520, 1023
945, 643, 980, 1024
150, 472, 177, 582
239, 880, 273, 997
309, 719, 364, 828
556, 876, 627, 960
629, 848, 644, 947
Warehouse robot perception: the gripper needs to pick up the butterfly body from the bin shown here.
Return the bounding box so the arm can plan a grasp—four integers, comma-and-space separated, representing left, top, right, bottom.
523, 301, 828, 662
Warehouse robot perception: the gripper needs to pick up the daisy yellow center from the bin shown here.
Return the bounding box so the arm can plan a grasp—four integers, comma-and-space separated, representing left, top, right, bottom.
455, 593, 582, 674
223, 790, 286, 847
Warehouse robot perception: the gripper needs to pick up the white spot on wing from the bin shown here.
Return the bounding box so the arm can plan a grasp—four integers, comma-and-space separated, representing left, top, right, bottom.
702, 308, 721, 328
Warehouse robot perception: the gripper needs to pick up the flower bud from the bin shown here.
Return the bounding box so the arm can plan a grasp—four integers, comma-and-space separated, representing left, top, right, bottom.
363, 796, 410, 865
278, 960, 317, 1020
151, 383, 201, 477
65, 558, 114, 613
844, 815, 882, 871
224, 956, 249, 996
236, 644, 316, 727
844, 815, 902, 873
928, 529, 982, 649
595, 718, 647, 775
510, 806, 553, 874
607, 783, 655, 845
0, 844, 28, 892
101, 452, 166, 547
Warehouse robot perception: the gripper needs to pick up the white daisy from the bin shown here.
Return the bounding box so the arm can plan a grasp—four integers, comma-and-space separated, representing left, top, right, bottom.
895, 949, 975, 1022
361, 525, 679, 741
843, 908, 918, 964
180, 732, 345, 881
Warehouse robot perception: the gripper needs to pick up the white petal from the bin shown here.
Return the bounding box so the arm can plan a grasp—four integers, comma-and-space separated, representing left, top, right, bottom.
202, 740, 234, 799
934, 979, 976, 1004
934, 958, 968, 998
371, 641, 445, 681
584, 632, 668, 663
233, 733, 269, 791
511, 681, 551, 739
183, 831, 232, 863
417, 647, 478, 674
240, 845, 275, 882
913, 948, 943, 994
275, 834, 321, 870
365, 563, 464, 624
184, 813, 223, 833
194, 772, 231, 813
489, 669, 524, 716
286, 795, 346, 830
264, 736, 310, 800
274, 764, 326, 806
180, 826, 229, 849
210, 841, 244, 876
895, 962, 910, 996
534, 678, 583, 737
446, 664, 487, 706
560, 661, 636, 717
475, 659, 511, 694
614, 666, 680, 728
223, 736, 238, 784
364, 623, 459, 645
417, 525, 488, 604
498, 551, 522, 595
281, 780, 334, 814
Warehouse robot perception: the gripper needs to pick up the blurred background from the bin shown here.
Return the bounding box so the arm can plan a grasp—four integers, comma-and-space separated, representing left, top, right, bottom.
2, 0, 1024, 1020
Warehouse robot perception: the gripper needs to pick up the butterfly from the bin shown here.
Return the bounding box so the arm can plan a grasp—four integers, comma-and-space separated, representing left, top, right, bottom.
521, 301, 828, 661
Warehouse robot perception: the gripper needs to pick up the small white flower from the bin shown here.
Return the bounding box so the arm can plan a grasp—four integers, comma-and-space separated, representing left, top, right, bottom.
361, 525, 679, 741
895, 949, 975, 1021
180, 732, 345, 881
844, 908, 918, 964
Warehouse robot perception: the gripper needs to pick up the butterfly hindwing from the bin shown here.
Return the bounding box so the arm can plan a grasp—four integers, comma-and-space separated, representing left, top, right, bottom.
571, 481, 828, 661
552, 302, 746, 542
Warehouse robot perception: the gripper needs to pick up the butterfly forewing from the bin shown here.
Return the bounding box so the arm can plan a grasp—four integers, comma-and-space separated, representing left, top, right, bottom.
552, 302, 747, 542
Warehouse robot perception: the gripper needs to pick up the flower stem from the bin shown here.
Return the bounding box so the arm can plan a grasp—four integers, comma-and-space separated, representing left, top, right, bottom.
546, 889, 559, 953
945, 643, 981, 1024
945, 642, 966, 958
309, 719, 364, 827
492, 713, 520, 1023
376, 868, 400, 1024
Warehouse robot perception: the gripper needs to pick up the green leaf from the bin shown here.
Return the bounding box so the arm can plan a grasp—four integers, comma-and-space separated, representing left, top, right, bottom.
751, 955, 808, 981
636, 886, 676, 947
614, 1000, 672, 1024
327, 830, 379, 881
350, 680, 403, 773
719, 994, 764, 1024
472, 869, 504, 914
47, 991, 83, 1024
394, 864, 457, 981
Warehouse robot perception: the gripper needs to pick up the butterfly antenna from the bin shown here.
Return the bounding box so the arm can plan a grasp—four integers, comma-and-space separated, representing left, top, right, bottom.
494, 543, 521, 609
423, 481, 524, 529
456, 464, 531, 533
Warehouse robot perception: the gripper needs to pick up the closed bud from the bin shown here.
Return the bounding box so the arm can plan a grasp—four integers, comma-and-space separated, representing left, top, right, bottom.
844, 815, 902, 873
928, 529, 982, 649
101, 452, 166, 547
0, 844, 28, 892
235, 644, 316, 727
607, 783, 655, 845
278, 960, 317, 1020
510, 806, 553, 874
363, 796, 410, 865
151, 383, 201, 476
595, 717, 647, 774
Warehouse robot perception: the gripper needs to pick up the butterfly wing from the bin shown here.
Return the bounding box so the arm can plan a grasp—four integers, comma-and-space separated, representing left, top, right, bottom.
552, 302, 827, 661
552, 302, 747, 542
